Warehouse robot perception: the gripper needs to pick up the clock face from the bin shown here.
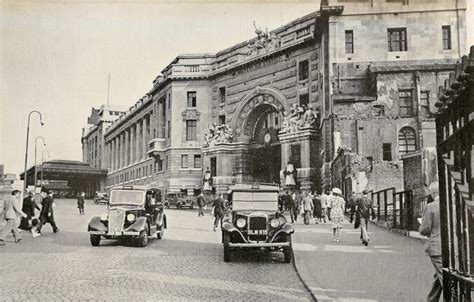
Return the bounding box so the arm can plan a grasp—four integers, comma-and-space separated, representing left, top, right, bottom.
264, 133, 271, 143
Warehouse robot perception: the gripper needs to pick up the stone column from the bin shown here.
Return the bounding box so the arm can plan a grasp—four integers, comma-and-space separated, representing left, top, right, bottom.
142, 116, 148, 160
136, 121, 141, 162
130, 125, 135, 163
125, 129, 130, 167
114, 137, 119, 171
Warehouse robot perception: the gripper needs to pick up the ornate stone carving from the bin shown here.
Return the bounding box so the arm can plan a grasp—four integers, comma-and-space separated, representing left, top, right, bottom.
281, 104, 320, 133
203, 122, 234, 148
181, 108, 201, 121
247, 22, 281, 56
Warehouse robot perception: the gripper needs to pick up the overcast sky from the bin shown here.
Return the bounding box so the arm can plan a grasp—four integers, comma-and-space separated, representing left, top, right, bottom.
1, 0, 473, 175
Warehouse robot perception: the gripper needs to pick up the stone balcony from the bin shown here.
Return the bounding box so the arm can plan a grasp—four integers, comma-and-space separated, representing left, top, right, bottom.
147, 138, 166, 160
163, 64, 212, 79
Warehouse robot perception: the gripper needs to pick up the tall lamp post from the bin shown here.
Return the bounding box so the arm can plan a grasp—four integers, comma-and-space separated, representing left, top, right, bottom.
34, 136, 46, 194
40, 150, 50, 189
23, 111, 44, 193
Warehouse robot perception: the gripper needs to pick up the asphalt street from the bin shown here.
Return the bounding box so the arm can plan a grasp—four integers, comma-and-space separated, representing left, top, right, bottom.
0, 199, 312, 301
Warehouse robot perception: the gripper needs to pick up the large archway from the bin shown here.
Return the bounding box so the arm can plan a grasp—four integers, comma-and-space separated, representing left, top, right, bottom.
232, 87, 288, 184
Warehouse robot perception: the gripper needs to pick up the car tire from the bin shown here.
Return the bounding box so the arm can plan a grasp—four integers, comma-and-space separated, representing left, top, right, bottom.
137, 225, 149, 247
90, 234, 101, 246
223, 231, 231, 262
283, 234, 292, 263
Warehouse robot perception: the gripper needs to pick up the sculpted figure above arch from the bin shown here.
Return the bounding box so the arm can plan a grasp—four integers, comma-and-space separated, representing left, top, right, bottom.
281, 103, 320, 133
203, 122, 234, 148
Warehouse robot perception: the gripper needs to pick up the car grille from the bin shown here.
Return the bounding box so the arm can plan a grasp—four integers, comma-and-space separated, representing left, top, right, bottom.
107, 209, 125, 236
248, 214, 268, 242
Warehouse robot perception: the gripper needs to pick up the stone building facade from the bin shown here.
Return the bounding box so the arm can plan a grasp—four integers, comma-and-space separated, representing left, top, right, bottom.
82, 0, 467, 195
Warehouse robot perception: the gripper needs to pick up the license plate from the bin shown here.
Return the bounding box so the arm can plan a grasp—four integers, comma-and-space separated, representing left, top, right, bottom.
248, 229, 267, 235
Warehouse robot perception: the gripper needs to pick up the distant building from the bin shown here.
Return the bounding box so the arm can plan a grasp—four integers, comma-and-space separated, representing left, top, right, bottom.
82, 0, 467, 195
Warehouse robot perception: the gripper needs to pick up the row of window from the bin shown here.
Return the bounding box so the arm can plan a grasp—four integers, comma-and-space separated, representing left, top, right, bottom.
181, 154, 202, 169
380, 126, 417, 161
344, 25, 452, 54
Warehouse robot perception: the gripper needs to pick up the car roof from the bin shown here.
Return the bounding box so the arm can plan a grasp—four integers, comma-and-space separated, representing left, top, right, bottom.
110, 185, 149, 192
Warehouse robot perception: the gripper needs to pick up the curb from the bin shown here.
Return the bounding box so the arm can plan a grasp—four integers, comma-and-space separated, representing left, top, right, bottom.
291, 247, 319, 302
370, 221, 426, 241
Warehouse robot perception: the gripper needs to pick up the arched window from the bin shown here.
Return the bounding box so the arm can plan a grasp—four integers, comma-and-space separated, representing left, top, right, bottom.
398, 127, 417, 155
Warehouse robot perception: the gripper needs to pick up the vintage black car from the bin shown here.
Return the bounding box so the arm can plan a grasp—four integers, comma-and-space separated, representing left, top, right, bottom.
221, 184, 294, 263
163, 192, 194, 209
94, 192, 108, 205
88, 186, 166, 247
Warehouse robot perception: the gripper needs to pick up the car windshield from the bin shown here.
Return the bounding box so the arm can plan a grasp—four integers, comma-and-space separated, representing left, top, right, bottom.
232, 191, 278, 211
109, 190, 145, 206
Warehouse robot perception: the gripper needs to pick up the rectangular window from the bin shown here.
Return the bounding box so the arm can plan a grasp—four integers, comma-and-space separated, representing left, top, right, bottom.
382, 143, 392, 161
442, 25, 451, 50
194, 155, 202, 169
157, 159, 163, 171
219, 87, 226, 104
399, 90, 414, 117
299, 93, 309, 107
290, 144, 301, 169
345, 30, 354, 54
187, 91, 197, 107
167, 120, 171, 139
166, 156, 169, 170
181, 155, 188, 168
210, 157, 217, 177
186, 120, 197, 141
298, 60, 309, 81
219, 114, 226, 125
420, 90, 432, 117
388, 28, 407, 52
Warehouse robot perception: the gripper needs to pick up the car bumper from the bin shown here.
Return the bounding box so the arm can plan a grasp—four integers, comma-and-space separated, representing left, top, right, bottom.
228, 242, 291, 248
89, 231, 140, 236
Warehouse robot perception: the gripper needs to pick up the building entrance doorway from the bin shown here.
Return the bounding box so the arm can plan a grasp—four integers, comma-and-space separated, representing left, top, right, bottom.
246, 104, 282, 184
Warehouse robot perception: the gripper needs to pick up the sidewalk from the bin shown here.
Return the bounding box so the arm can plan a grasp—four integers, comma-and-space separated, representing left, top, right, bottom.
289, 215, 433, 302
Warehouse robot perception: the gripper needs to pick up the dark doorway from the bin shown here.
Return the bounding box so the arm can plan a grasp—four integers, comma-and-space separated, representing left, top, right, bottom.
250, 144, 281, 184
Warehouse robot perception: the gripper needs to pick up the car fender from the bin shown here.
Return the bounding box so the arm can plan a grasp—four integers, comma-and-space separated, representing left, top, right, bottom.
270, 223, 295, 242
222, 222, 247, 243
124, 217, 147, 233
88, 216, 107, 232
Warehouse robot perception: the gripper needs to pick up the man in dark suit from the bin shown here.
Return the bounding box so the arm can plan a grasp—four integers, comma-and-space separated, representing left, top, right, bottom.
356, 190, 375, 246
19, 191, 40, 230
35, 188, 59, 236
419, 182, 442, 301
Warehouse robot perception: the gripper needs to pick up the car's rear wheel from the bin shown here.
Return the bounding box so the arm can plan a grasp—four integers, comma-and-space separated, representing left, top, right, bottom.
283, 234, 292, 263
90, 234, 101, 246
137, 225, 149, 247
223, 231, 231, 262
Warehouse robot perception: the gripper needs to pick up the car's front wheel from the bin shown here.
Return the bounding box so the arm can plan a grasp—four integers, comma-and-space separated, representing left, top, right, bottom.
283, 234, 292, 263
223, 231, 231, 262
137, 225, 149, 247
90, 234, 101, 246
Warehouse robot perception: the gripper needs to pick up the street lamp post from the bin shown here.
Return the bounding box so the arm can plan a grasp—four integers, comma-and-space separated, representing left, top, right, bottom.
34, 136, 46, 194
23, 111, 44, 194
40, 150, 50, 189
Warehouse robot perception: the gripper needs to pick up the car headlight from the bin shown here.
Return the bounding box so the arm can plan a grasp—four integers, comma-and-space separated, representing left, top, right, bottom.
236, 218, 246, 228
278, 216, 287, 225
127, 214, 135, 222
100, 213, 107, 221
270, 218, 280, 228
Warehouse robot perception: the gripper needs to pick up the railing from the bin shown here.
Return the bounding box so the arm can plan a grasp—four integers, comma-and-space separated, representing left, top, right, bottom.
370, 187, 414, 230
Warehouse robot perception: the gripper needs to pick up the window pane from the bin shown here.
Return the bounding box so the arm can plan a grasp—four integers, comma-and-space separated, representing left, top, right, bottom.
194, 155, 202, 168
181, 155, 188, 168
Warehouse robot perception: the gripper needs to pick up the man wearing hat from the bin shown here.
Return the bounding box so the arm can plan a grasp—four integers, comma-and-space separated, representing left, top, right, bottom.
356, 189, 375, 246
19, 191, 40, 231
34, 188, 59, 236
0, 190, 27, 245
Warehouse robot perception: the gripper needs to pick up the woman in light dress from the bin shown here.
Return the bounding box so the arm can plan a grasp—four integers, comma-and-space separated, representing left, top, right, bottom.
329, 188, 346, 243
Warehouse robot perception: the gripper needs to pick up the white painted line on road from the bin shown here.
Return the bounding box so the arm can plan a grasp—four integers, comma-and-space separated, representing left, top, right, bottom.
323, 245, 373, 253
373, 246, 392, 249
378, 250, 396, 253
310, 287, 365, 294
292, 243, 319, 251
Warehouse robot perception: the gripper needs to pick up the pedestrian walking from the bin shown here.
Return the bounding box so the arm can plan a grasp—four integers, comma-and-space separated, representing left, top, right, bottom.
347, 191, 358, 223
329, 188, 345, 242
211, 194, 225, 231
302, 191, 314, 225
35, 188, 60, 236
296, 191, 304, 219
197, 192, 205, 217
419, 182, 442, 301
320, 191, 328, 223
19, 191, 40, 231
77, 192, 85, 215
355, 190, 375, 246
0, 190, 27, 245
326, 190, 333, 221
312, 192, 321, 224
289, 191, 299, 223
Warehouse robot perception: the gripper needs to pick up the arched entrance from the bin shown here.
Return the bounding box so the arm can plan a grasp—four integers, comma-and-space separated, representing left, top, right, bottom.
231, 87, 288, 184
247, 104, 282, 183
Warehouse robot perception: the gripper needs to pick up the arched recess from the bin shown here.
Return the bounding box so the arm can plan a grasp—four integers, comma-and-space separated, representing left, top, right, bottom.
231, 86, 290, 143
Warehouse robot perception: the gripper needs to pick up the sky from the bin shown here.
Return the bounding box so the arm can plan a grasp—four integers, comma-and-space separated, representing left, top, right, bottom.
1, 0, 473, 175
